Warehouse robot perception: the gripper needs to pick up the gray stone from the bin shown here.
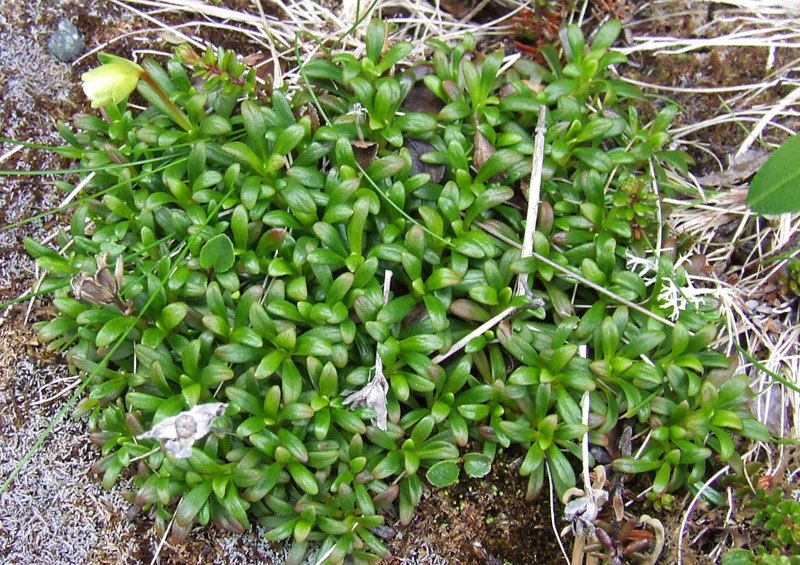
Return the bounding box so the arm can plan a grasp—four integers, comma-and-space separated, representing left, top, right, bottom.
46, 19, 85, 62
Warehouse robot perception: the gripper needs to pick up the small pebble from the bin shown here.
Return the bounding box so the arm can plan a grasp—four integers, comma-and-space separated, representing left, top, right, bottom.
47, 19, 85, 62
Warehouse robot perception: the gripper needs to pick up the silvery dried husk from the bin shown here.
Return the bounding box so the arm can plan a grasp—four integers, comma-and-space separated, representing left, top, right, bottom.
342, 373, 389, 431
137, 403, 228, 458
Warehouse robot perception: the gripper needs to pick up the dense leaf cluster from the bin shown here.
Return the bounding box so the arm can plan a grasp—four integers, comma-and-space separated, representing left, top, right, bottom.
29, 19, 770, 563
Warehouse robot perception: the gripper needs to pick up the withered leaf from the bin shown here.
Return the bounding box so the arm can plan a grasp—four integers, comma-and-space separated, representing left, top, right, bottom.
473, 129, 496, 170
404, 138, 445, 183
352, 140, 379, 170
71, 252, 133, 314
402, 82, 445, 115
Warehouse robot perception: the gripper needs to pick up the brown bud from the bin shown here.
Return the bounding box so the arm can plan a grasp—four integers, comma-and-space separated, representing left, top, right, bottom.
538, 201, 554, 234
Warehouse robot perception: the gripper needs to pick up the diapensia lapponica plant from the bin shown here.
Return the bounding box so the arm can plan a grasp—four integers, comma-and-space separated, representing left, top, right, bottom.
23, 19, 771, 563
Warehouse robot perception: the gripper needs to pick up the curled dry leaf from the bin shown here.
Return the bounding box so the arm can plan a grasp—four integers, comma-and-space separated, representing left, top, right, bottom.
137, 402, 228, 458
562, 465, 609, 537
352, 140, 379, 170
342, 371, 389, 430
473, 128, 496, 170
498, 80, 545, 99
70, 252, 134, 314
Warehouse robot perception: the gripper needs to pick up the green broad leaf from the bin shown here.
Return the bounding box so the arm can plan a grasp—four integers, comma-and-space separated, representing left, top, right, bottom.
24, 237, 62, 260
365, 19, 386, 64
547, 444, 576, 499
377, 295, 416, 325
590, 19, 622, 52
439, 101, 471, 121
160, 302, 188, 331
653, 463, 671, 494
423, 294, 448, 332
175, 479, 213, 527
475, 149, 525, 184
738, 418, 771, 443
372, 451, 404, 480
464, 187, 514, 226
457, 404, 490, 421
520, 444, 544, 477
425, 268, 461, 291
199, 114, 231, 137
215, 343, 262, 364
572, 147, 612, 172
222, 141, 263, 173
426, 460, 460, 488
302, 58, 343, 81
288, 461, 319, 495
199, 234, 235, 272
462, 59, 482, 107
96, 316, 131, 348
365, 155, 407, 179
463, 453, 492, 478
480, 51, 504, 101
747, 133, 800, 214
231, 205, 249, 250
376, 41, 413, 74
612, 457, 661, 474
274, 123, 306, 156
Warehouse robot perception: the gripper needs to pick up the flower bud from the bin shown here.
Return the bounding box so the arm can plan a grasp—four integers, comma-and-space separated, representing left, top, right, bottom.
81, 54, 143, 108
173, 43, 201, 66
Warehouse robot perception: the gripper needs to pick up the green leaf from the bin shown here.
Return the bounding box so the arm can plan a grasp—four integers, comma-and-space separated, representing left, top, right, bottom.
739, 418, 772, 443
96, 316, 131, 347
160, 302, 188, 331
747, 133, 800, 214
199, 234, 235, 272
612, 457, 661, 474
175, 479, 213, 527
590, 19, 622, 52
274, 124, 306, 156
288, 461, 319, 495
475, 149, 525, 184
366, 155, 407, 179
215, 343, 262, 364
365, 19, 386, 64
426, 460, 460, 487
222, 141, 263, 173
463, 453, 492, 478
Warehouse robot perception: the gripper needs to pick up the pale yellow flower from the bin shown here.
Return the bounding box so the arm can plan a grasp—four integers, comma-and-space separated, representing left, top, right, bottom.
81, 55, 143, 108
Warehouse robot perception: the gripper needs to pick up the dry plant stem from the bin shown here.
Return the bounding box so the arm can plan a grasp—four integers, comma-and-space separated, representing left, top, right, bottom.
640, 514, 665, 565
434, 106, 548, 366
432, 305, 516, 365
677, 465, 730, 565
515, 106, 547, 298
548, 460, 572, 565
571, 534, 586, 565
150, 512, 176, 565
736, 84, 800, 158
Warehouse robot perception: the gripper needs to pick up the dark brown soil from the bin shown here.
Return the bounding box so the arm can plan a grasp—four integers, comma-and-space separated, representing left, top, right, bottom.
386, 453, 565, 564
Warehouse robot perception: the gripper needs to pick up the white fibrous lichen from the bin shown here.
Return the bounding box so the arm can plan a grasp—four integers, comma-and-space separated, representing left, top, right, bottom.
137, 403, 228, 458
625, 251, 706, 321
